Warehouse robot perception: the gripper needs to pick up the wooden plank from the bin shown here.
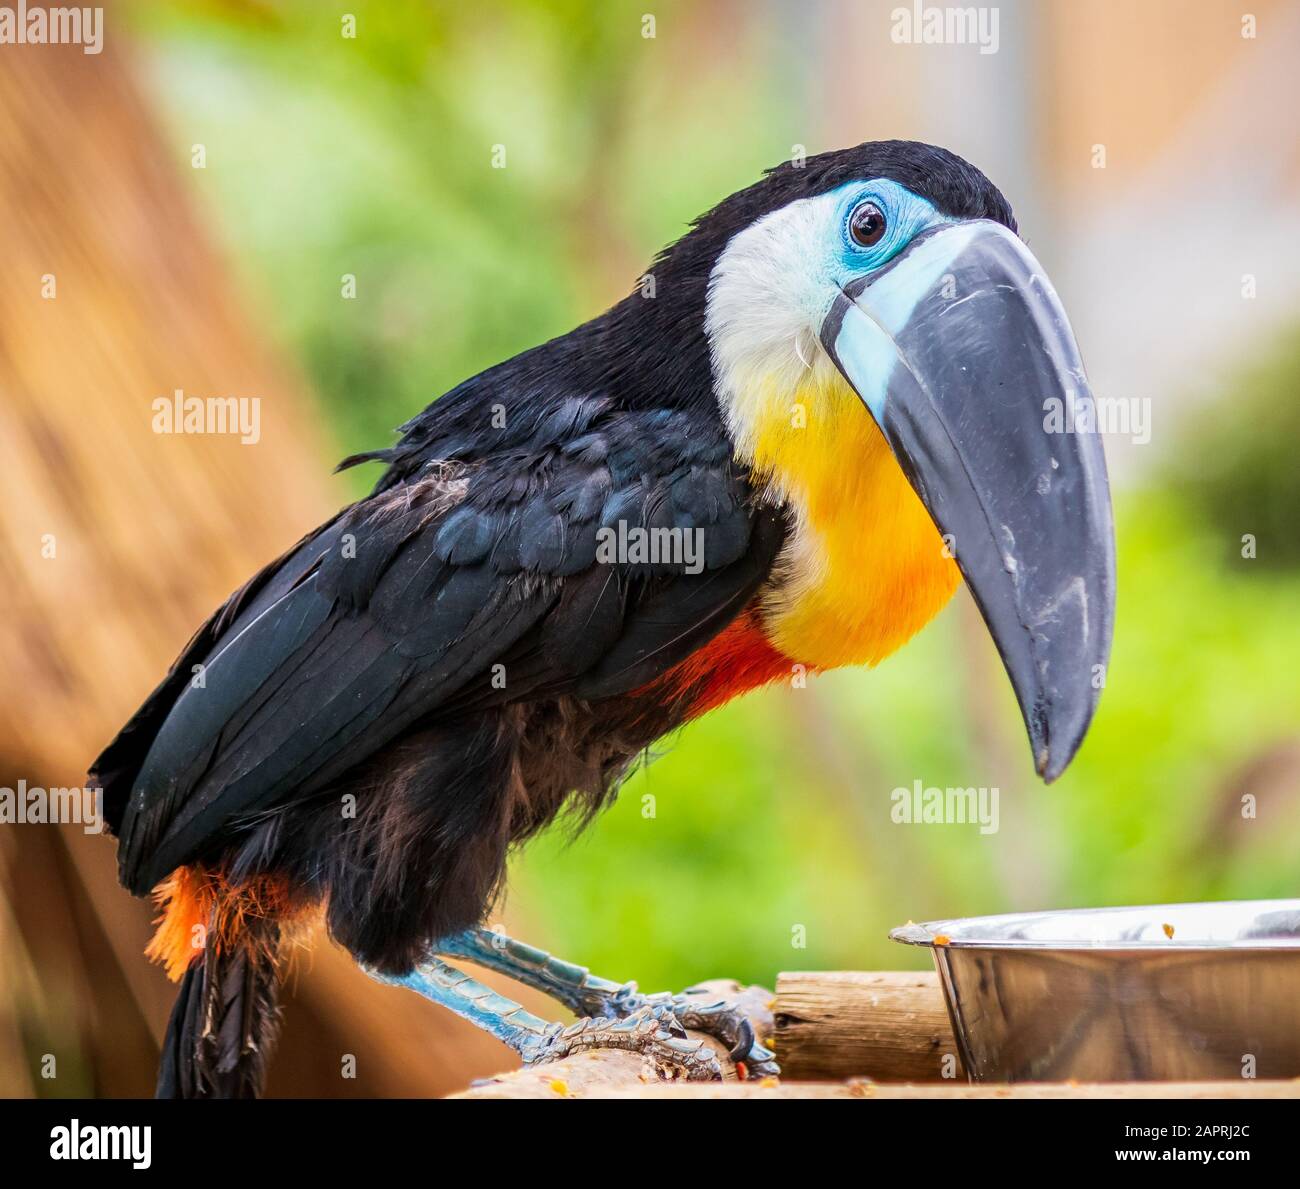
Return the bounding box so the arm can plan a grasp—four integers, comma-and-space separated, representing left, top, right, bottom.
452, 1037, 737, 1099
456, 1068, 1300, 1099
598, 1079, 1300, 1100
775, 970, 956, 1082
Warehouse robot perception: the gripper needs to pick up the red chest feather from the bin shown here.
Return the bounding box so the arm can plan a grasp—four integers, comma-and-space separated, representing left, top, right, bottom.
658, 605, 799, 717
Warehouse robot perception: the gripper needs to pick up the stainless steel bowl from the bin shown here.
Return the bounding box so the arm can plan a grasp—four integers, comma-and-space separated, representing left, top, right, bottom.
890, 899, 1300, 1082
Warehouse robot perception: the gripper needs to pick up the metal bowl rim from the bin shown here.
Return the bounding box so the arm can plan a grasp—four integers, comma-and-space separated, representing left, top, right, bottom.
889, 898, 1300, 950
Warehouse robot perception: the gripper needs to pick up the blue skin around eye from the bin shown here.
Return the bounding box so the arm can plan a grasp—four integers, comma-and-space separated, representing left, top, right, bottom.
828, 179, 953, 280
823, 179, 967, 422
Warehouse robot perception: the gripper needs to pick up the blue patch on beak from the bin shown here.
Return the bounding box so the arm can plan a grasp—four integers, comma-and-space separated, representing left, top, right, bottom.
825, 221, 981, 423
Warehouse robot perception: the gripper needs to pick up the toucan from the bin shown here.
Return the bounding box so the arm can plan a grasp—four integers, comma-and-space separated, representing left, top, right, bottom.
90, 140, 1114, 1096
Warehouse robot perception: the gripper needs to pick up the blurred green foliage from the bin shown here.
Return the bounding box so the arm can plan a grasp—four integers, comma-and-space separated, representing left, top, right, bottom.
1171, 336, 1300, 572
130, 0, 1299, 993
130, 0, 791, 458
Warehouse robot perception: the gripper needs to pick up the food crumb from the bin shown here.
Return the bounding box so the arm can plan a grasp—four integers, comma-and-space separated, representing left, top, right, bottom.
933, 933, 951, 946
759, 1076, 779, 1089
549, 1078, 569, 1096
1162, 923, 1175, 939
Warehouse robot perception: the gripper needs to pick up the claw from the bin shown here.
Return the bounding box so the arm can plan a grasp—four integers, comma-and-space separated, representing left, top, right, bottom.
727, 1015, 755, 1062
667, 991, 778, 1079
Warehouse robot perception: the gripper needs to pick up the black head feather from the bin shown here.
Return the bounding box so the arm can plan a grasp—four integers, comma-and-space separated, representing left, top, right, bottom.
582, 140, 1017, 414
657, 139, 1016, 283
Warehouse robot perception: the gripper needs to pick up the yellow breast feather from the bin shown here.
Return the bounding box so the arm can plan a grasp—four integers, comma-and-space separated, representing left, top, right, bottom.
744, 370, 960, 670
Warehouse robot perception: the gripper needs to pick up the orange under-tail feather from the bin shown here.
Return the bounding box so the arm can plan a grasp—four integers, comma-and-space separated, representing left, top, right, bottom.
146, 866, 317, 982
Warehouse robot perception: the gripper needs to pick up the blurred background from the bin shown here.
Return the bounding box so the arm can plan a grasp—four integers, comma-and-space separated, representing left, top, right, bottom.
2, 0, 1298, 1096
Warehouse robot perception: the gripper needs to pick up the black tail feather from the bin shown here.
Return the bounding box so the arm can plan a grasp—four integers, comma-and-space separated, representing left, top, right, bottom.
157, 935, 282, 1099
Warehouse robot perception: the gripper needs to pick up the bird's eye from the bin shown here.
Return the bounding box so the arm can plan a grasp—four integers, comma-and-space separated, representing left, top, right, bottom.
849, 201, 887, 248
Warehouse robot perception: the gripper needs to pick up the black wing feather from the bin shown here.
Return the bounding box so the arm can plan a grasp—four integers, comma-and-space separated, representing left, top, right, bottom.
94, 399, 783, 895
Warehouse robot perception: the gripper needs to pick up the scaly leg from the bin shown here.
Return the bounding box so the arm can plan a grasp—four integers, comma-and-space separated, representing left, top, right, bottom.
368, 953, 721, 1080
433, 927, 779, 1078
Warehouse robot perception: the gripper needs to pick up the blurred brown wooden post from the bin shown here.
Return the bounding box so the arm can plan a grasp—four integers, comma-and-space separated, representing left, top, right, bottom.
0, 33, 519, 1097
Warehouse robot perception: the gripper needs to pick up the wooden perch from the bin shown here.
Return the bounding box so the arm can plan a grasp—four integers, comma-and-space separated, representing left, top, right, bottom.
774, 970, 955, 1082
595, 1079, 1300, 1100
452, 979, 771, 1098
455, 971, 953, 1097
454, 1036, 738, 1099
456, 971, 954, 1096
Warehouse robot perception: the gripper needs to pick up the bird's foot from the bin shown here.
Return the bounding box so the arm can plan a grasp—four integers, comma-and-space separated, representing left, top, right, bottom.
520, 1004, 722, 1081
595, 979, 780, 1080
413, 930, 780, 1081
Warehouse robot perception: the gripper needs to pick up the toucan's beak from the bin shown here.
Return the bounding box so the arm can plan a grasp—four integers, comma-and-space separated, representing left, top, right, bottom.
820, 220, 1115, 781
